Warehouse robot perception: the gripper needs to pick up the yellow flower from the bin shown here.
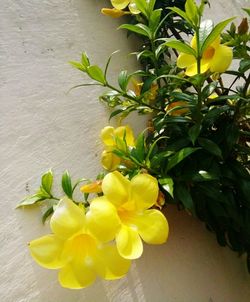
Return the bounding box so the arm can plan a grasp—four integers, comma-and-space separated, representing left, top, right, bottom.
177, 36, 233, 76
80, 180, 103, 194
29, 197, 130, 289
166, 101, 189, 116
88, 171, 169, 260
101, 125, 135, 171
101, 8, 128, 18
111, 0, 140, 14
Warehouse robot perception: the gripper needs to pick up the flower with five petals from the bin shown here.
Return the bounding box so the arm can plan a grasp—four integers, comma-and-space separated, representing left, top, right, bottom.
29, 197, 130, 289
87, 171, 169, 260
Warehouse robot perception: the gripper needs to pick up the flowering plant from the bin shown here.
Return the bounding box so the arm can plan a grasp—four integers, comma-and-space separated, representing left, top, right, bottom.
18, 0, 250, 289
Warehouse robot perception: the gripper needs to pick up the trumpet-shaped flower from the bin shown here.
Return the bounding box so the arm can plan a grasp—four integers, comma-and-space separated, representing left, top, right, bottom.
88, 172, 169, 260
101, 125, 135, 171
177, 36, 233, 76
101, 0, 140, 18
29, 197, 130, 289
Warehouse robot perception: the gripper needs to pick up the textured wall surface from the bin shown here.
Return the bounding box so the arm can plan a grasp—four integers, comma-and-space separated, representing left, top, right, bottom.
1, 0, 250, 301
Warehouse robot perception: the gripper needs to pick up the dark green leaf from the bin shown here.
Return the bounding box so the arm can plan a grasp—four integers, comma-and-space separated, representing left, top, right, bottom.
239, 58, 250, 73
202, 81, 218, 98
175, 183, 194, 212
118, 70, 129, 91
62, 170, 73, 198
135, 132, 145, 162
198, 138, 223, 158
167, 147, 200, 171
42, 206, 54, 224
188, 123, 201, 145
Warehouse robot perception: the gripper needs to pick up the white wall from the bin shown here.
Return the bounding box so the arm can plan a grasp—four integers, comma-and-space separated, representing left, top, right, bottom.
1, 0, 250, 301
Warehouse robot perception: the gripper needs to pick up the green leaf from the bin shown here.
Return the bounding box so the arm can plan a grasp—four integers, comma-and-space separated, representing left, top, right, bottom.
198, 138, 223, 158
201, 17, 235, 54
159, 177, 174, 198
202, 81, 218, 98
199, 19, 214, 49
119, 24, 151, 38
185, 0, 198, 25
104, 50, 120, 79
168, 7, 190, 23
242, 8, 250, 17
69, 61, 85, 72
167, 147, 200, 171
239, 58, 250, 73
118, 70, 129, 91
41, 170, 53, 195
134, 132, 145, 162
81, 52, 90, 68
149, 9, 162, 33
87, 65, 105, 84
188, 124, 201, 145
164, 40, 197, 56
134, 0, 148, 16
16, 194, 45, 208
42, 206, 54, 224
62, 170, 73, 198
175, 183, 194, 212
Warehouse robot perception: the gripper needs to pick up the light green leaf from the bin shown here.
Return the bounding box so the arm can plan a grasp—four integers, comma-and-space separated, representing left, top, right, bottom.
199, 19, 214, 49
164, 40, 197, 56
167, 147, 200, 171
149, 9, 162, 33
159, 177, 174, 198
69, 61, 85, 72
16, 195, 45, 208
87, 65, 106, 84
168, 7, 190, 23
41, 170, 53, 195
81, 52, 90, 68
201, 17, 235, 54
185, 0, 198, 25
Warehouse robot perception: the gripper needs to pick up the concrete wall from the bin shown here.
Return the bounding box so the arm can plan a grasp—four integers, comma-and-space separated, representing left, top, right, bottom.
1, 0, 250, 301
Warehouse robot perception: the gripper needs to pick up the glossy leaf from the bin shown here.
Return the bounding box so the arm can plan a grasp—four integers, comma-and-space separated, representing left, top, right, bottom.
41, 170, 53, 195
198, 138, 223, 158
87, 65, 106, 84
159, 177, 174, 198
167, 147, 200, 171
164, 40, 197, 56
61, 170, 73, 198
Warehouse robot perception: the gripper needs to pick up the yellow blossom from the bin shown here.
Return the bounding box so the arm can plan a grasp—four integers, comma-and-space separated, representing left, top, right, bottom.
29, 197, 130, 289
177, 35, 233, 76
101, 8, 128, 18
111, 0, 140, 15
80, 180, 103, 194
88, 171, 169, 260
101, 125, 135, 171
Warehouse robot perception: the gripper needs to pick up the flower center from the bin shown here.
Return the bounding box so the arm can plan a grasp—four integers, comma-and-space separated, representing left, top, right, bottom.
203, 46, 215, 60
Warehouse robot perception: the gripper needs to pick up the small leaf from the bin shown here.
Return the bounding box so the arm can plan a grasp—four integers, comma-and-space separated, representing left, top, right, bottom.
167, 147, 200, 171
168, 7, 190, 23
188, 124, 201, 145
42, 206, 54, 224
41, 170, 53, 195
159, 177, 174, 198
202, 81, 218, 98
119, 24, 151, 38
62, 170, 73, 198
198, 138, 223, 158
118, 70, 129, 91
16, 195, 44, 208
81, 52, 90, 68
69, 61, 85, 71
201, 17, 235, 54
164, 40, 197, 56
175, 183, 194, 212
87, 65, 105, 84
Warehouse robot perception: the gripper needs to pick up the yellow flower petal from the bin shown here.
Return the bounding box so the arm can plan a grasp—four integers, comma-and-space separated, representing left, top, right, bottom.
102, 171, 130, 207
80, 180, 102, 194
101, 126, 115, 146
114, 125, 135, 147
111, 0, 130, 10
209, 44, 233, 73
130, 174, 159, 210
116, 224, 143, 259
101, 8, 127, 18
29, 235, 64, 269
185, 63, 198, 76
101, 150, 121, 171
86, 197, 121, 243
177, 53, 196, 68
135, 209, 169, 244
50, 197, 85, 240
94, 245, 131, 280
58, 261, 96, 289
